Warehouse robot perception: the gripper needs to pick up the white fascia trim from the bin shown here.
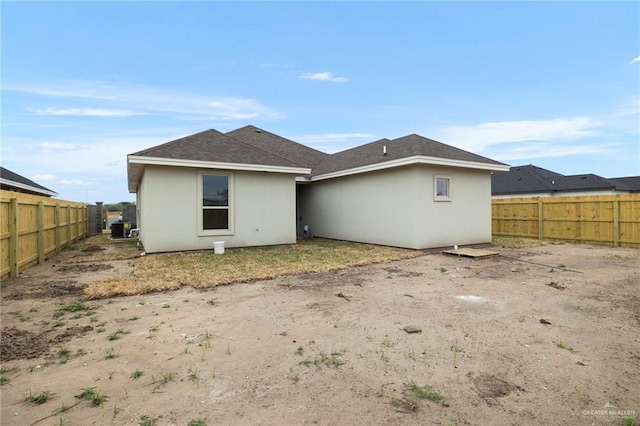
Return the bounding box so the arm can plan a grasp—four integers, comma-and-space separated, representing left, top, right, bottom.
128, 155, 311, 175
0, 178, 59, 197
311, 155, 510, 181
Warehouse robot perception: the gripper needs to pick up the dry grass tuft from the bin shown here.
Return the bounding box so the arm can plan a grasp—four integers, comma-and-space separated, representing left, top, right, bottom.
83, 239, 421, 298
491, 236, 548, 249
66, 234, 142, 264
67, 251, 141, 263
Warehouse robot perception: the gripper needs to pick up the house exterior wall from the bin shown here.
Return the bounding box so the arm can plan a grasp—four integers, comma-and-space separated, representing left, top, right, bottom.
138, 166, 296, 253
492, 189, 627, 199
299, 165, 493, 249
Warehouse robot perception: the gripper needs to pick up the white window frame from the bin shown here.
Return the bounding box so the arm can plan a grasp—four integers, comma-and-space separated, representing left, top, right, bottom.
434, 175, 451, 202
197, 171, 234, 236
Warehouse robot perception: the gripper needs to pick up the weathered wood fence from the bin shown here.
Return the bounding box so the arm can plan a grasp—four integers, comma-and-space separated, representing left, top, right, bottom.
1, 190, 88, 280
492, 194, 640, 248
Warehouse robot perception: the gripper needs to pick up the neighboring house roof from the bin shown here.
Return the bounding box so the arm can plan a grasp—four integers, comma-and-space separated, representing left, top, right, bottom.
311, 134, 508, 180
0, 166, 58, 197
491, 165, 562, 195
552, 174, 629, 192
492, 164, 639, 195
128, 126, 509, 193
226, 125, 329, 170
608, 176, 640, 192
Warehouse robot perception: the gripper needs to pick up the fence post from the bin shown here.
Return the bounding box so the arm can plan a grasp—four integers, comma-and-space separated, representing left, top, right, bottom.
84, 206, 89, 236
38, 202, 45, 263
66, 205, 71, 245
538, 199, 543, 240
9, 198, 18, 278
55, 204, 60, 252
613, 199, 620, 247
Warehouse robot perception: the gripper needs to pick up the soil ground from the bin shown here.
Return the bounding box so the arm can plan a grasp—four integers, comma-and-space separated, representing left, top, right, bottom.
1, 239, 638, 425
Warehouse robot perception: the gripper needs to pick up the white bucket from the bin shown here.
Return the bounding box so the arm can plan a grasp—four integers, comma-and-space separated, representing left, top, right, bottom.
213, 241, 225, 255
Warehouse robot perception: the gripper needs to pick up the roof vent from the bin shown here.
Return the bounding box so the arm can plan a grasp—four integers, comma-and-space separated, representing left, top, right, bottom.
580, 176, 587, 180
383, 145, 387, 156
255, 129, 262, 133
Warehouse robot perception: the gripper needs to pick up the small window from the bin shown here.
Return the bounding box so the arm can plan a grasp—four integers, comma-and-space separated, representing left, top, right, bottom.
199, 172, 233, 235
434, 175, 451, 201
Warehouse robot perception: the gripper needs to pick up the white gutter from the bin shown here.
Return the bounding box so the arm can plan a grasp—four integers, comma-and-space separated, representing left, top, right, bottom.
0, 178, 59, 197
311, 155, 510, 181
128, 155, 311, 175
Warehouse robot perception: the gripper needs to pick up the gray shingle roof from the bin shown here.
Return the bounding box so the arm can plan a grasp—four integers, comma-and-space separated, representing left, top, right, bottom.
130, 129, 304, 169
608, 176, 640, 192
552, 174, 621, 191
0, 166, 58, 196
492, 165, 640, 195
312, 134, 507, 177
492, 165, 563, 194
226, 125, 328, 169
129, 127, 507, 191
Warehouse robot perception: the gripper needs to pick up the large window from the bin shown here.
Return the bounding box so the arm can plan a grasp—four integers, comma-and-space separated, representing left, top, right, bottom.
434, 175, 451, 201
199, 172, 233, 234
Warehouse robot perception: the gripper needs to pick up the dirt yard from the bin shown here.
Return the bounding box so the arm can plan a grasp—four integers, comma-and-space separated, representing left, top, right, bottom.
1, 240, 638, 425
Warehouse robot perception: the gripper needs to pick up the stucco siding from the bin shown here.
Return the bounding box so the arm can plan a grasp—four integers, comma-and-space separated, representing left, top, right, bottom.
493, 189, 627, 199
417, 166, 492, 248
299, 165, 492, 249
139, 166, 296, 253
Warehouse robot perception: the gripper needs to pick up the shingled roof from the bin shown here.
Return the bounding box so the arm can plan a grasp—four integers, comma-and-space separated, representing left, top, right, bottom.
608, 176, 640, 192
130, 128, 304, 169
226, 125, 328, 170
312, 134, 507, 178
0, 167, 58, 197
492, 165, 640, 195
128, 126, 509, 193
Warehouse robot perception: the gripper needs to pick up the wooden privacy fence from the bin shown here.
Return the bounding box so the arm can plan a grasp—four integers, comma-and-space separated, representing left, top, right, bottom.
1, 190, 88, 280
492, 194, 640, 248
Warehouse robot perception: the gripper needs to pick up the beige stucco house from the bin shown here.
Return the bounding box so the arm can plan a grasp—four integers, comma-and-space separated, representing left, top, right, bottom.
127, 126, 508, 253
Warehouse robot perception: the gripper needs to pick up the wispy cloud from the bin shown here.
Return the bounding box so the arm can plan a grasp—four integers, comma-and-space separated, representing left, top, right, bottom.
612, 96, 640, 117
631, 56, 640, 64
4, 80, 284, 121
434, 117, 601, 153
293, 132, 374, 153
57, 179, 94, 186
39, 142, 77, 153
487, 141, 614, 162
428, 115, 637, 166
29, 173, 57, 182
300, 72, 350, 83
1, 130, 185, 201
28, 107, 145, 117
294, 132, 374, 144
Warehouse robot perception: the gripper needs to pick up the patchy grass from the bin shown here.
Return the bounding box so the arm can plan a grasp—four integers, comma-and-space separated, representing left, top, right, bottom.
574, 385, 591, 404
25, 390, 56, 405
405, 381, 445, 404
554, 340, 577, 353
299, 351, 345, 369
83, 238, 422, 298
492, 236, 548, 248
76, 387, 108, 406
66, 234, 141, 264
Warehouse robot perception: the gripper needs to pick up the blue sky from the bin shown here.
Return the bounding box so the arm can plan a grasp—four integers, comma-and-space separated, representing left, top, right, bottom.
2, 1, 639, 203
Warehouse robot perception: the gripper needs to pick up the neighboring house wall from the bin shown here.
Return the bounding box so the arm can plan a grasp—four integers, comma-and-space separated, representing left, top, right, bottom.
138, 166, 296, 253
299, 165, 492, 249
493, 189, 628, 199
